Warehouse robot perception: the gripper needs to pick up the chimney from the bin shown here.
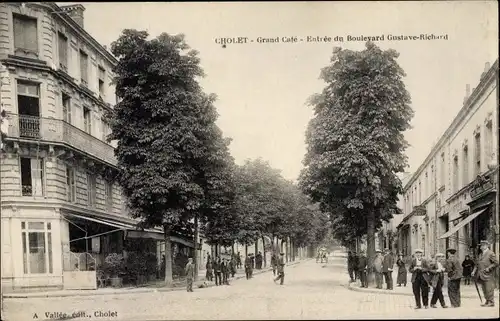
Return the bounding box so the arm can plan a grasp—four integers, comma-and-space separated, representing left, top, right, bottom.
463, 84, 470, 104
60, 4, 86, 28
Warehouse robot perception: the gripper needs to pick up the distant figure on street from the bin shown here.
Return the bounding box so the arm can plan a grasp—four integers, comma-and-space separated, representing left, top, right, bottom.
185, 257, 195, 292
250, 254, 255, 271
214, 257, 222, 286
229, 257, 236, 278
245, 254, 253, 280
462, 255, 475, 285
373, 250, 384, 289
236, 252, 242, 269
445, 248, 462, 308
409, 248, 430, 309
222, 258, 230, 285
206, 256, 213, 281
396, 253, 407, 287
347, 251, 356, 282
382, 248, 395, 290
429, 253, 448, 308
316, 251, 321, 263
271, 253, 278, 276
353, 252, 360, 281
273, 252, 286, 285
473, 240, 499, 307
256, 251, 263, 269
357, 251, 368, 288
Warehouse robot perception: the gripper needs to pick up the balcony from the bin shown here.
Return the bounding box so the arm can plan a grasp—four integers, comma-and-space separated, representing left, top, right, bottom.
6, 114, 117, 166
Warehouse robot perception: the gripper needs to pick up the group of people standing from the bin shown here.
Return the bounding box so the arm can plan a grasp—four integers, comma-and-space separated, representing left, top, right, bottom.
205, 254, 237, 286
347, 240, 498, 309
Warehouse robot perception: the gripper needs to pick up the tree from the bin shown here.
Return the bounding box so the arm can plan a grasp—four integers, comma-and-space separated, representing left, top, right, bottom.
107, 30, 232, 286
299, 42, 413, 279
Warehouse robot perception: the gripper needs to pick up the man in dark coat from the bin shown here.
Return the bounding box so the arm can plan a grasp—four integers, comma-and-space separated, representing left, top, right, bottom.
213, 257, 222, 286
347, 251, 356, 282
205, 256, 213, 281
229, 257, 236, 278
445, 248, 462, 307
273, 252, 286, 285
357, 251, 368, 288
382, 248, 395, 290
221, 258, 230, 285
271, 253, 278, 276
473, 240, 499, 307
244, 254, 253, 280
237, 252, 242, 269
409, 249, 430, 309
256, 251, 263, 269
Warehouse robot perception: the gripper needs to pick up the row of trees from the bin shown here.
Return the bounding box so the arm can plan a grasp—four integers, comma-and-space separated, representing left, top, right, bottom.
299, 43, 414, 274
105, 29, 328, 286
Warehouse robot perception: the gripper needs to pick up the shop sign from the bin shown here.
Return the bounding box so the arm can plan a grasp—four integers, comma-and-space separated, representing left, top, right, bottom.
470, 174, 495, 199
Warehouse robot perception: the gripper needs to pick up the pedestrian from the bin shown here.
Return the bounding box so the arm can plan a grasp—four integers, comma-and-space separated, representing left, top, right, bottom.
222, 258, 230, 285
373, 249, 384, 289
206, 256, 213, 281
357, 251, 368, 288
245, 254, 252, 280
229, 257, 236, 278
445, 248, 462, 308
214, 257, 222, 286
429, 253, 448, 308
396, 253, 407, 287
273, 252, 286, 285
462, 255, 475, 285
409, 249, 430, 309
185, 257, 195, 292
256, 251, 263, 270
271, 253, 277, 276
236, 252, 242, 269
382, 248, 395, 290
347, 251, 356, 282
473, 240, 499, 307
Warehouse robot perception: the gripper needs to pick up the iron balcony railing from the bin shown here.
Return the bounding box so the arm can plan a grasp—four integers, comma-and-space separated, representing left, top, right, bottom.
7, 114, 117, 166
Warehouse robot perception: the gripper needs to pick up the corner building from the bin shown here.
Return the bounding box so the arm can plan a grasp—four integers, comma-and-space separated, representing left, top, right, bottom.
0, 2, 195, 293
389, 61, 499, 266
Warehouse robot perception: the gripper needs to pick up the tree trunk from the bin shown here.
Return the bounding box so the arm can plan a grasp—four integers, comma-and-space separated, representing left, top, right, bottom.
280, 239, 284, 252
193, 214, 199, 281
254, 241, 258, 256
163, 225, 173, 287
245, 244, 248, 257
366, 209, 376, 286
232, 241, 235, 255
272, 234, 276, 255
261, 236, 267, 268
215, 243, 219, 257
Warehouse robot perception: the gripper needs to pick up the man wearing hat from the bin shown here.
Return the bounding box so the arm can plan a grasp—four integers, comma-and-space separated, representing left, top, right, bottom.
273, 252, 286, 285
373, 249, 384, 289
357, 251, 368, 288
429, 253, 448, 308
473, 240, 499, 307
184, 257, 195, 292
409, 249, 430, 309
382, 248, 395, 290
445, 248, 462, 307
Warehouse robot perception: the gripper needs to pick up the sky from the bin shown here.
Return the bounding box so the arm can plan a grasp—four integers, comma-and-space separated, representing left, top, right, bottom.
65, 1, 498, 180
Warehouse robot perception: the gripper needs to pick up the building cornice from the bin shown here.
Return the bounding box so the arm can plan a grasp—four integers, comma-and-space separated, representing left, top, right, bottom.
404, 59, 499, 191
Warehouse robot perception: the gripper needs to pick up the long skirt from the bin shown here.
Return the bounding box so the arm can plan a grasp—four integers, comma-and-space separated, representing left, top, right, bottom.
397, 268, 407, 285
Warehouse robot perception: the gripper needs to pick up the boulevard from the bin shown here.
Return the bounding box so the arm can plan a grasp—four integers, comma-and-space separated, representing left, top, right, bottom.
3, 256, 498, 321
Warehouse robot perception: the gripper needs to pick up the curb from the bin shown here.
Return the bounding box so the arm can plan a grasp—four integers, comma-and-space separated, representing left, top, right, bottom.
346, 281, 499, 299
3, 260, 305, 299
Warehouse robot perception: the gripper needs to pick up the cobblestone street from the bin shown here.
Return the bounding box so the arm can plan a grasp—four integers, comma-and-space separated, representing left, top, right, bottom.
3, 257, 498, 320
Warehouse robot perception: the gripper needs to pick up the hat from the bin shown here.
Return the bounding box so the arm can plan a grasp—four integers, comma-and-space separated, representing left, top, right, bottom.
384, 248, 390, 252
480, 240, 490, 246
280, 252, 285, 255
375, 249, 381, 253
446, 248, 457, 254
414, 249, 423, 254
435, 253, 445, 258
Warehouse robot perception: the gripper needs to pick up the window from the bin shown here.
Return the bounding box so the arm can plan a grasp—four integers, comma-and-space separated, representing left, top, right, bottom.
440, 152, 445, 187
20, 157, 44, 196
13, 14, 38, 54
453, 156, 459, 192
462, 146, 469, 185
58, 32, 68, 71
98, 67, 105, 98
418, 181, 421, 204
474, 132, 481, 176
21, 221, 53, 274
83, 107, 91, 134
101, 119, 110, 141
66, 166, 76, 203
79, 50, 88, 85
430, 165, 435, 194
87, 174, 96, 207
105, 181, 113, 211
17, 81, 40, 139
485, 121, 493, 164
62, 93, 71, 124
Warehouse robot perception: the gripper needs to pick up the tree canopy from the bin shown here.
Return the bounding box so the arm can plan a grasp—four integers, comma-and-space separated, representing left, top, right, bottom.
299, 42, 413, 260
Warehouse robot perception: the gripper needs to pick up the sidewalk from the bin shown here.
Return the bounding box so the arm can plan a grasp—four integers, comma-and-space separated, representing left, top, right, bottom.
3, 260, 305, 299
347, 278, 500, 300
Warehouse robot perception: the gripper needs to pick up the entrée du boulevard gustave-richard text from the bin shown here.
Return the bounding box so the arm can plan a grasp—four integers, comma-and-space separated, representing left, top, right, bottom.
214, 34, 448, 45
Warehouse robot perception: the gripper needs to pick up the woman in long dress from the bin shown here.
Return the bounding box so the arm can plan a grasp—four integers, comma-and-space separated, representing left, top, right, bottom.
396, 253, 407, 287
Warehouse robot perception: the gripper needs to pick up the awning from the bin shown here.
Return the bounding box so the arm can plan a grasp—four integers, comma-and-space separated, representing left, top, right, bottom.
65, 213, 196, 248
438, 208, 488, 240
